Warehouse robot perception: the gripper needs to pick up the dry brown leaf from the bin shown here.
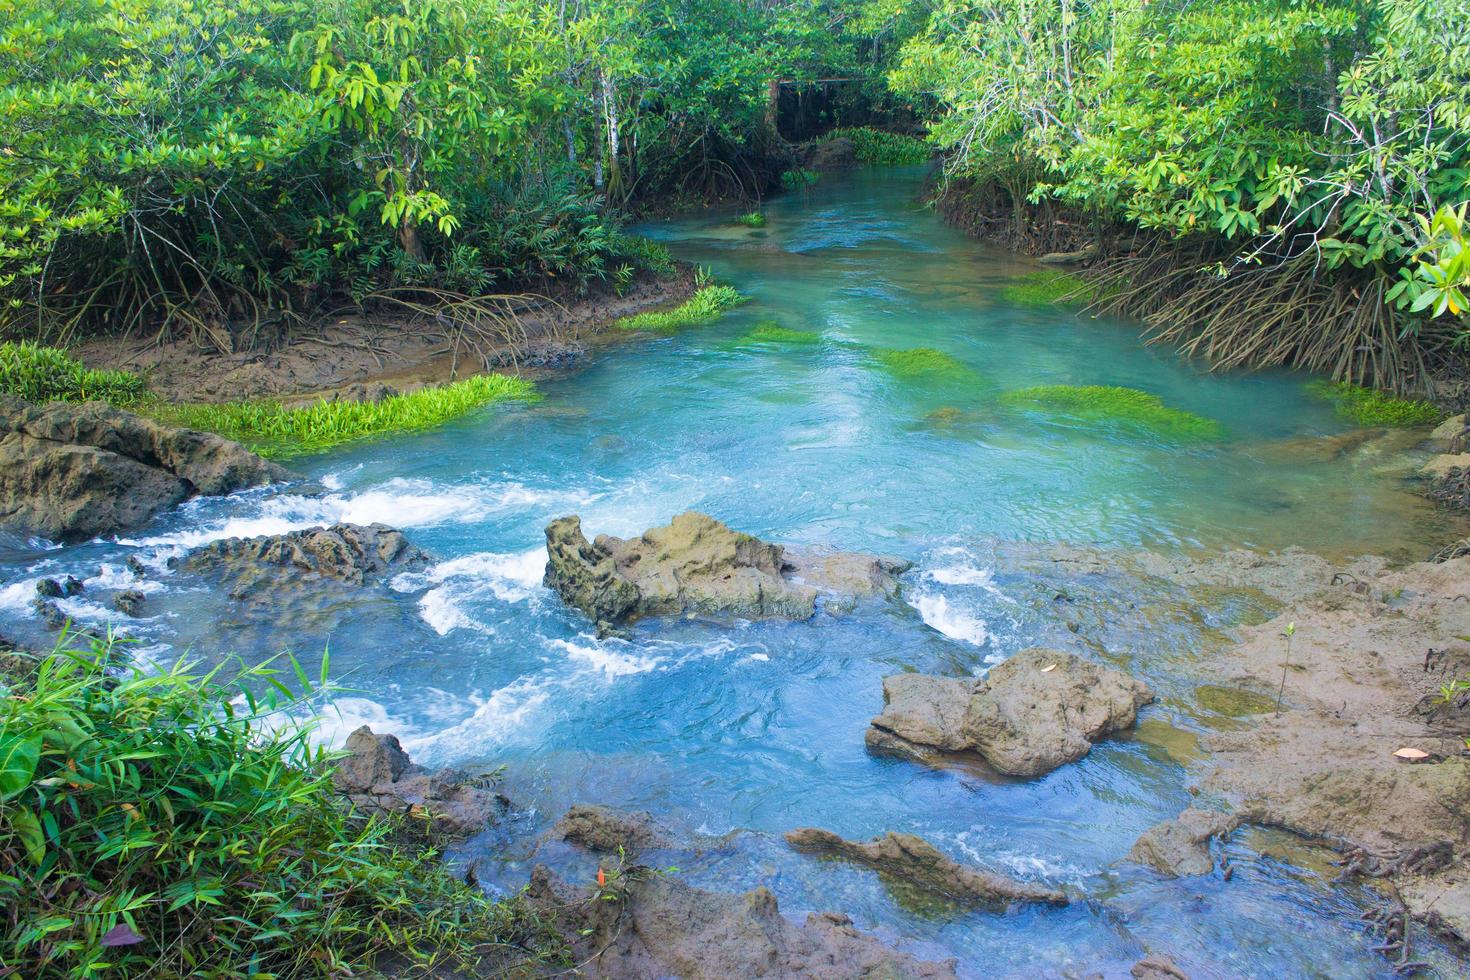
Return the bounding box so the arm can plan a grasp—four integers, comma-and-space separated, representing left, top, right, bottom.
1393, 747, 1431, 760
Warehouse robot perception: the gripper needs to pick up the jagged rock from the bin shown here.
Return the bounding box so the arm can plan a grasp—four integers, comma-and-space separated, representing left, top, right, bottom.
30, 598, 65, 630
543, 511, 907, 627
35, 578, 62, 599
112, 589, 146, 617
527, 863, 958, 979
1421, 453, 1470, 480
125, 555, 147, 578
182, 523, 430, 599
1127, 808, 1240, 877
785, 828, 1066, 907
1132, 955, 1190, 979
0, 395, 287, 541
866, 648, 1153, 777
332, 725, 502, 836
550, 804, 672, 856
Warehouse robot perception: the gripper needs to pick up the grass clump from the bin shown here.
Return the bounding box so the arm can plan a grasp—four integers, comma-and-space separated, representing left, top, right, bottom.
615, 284, 747, 333
0, 341, 145, 405
1304, 380, 1443, 427
0, 634, 560, 979
744, 321, 821, 345
876, 347, 972, 379
159, 373, 538, 458
1000, 384, 1227, 441
827, 127, 931, 165
734, 212, 767, 228
998, 271, 1093, 308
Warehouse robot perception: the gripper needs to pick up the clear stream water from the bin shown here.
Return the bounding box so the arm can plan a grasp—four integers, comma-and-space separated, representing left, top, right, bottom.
3, 168, 1467, 978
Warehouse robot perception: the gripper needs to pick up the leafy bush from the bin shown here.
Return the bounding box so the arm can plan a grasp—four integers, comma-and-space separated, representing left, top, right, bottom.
1304, 380, 1443, 427
827, 127, 930, 165
999, 271, 1092, 307
999, 385, 1227, 441
875, 347, 972, 379
0, 343, 145, 405
734, 212, 767, 228
159, 374, 538, 458
0, 635, 556, 978
615, 286, 747, 332
610, 234, 677, 278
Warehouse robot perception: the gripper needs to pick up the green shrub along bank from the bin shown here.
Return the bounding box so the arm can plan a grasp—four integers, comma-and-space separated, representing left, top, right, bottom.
1305, 380, 1444, 427
615, 286, 747, 333
157, 375, 539, 459
827, 127, 931, 166
0, 636, 562, 978
0, 343, 144, 405
999, 385, 1228, 441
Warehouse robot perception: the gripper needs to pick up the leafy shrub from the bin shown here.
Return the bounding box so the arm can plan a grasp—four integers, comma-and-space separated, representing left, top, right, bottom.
827, 127, 930, 165
159, 374, 538, 458
610, 234, 677, 278
1304, 380, 1443, 427
999, 271, 1092, 307
1000, 385, 1227, 441
875, 347, 971, 379
734, 212, 767, 228
0, 342, 145, 405
615, 285, 747, 332
0, 635, 557, 978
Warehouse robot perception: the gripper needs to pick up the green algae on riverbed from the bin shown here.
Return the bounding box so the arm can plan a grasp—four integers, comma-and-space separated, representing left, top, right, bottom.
742, 322, 822, 345
875, 347, 974, 380
999, 384, 1227, 441
998, 271, 1092, 308
1304, 379, 1442, 427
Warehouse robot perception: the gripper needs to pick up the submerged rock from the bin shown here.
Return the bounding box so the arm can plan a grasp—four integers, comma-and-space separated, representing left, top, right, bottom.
1127, 808, 1240, 877
550, 804, 672, 856
0, 395, 287, 541
543, 511, 908, 627
1131, 955, 1190, 979
866, 648, 1153, 777
527, 863, 958, 979
112, 589, 146, 617
332, 726, 504, 837
182, 523, 430, 598
784, 828, 1066, 907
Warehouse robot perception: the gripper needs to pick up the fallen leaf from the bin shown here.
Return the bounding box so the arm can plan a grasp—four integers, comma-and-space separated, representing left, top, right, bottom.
1040, 664, 1057, 673
101, 924, 144, 947
1393, 747, 1431, 760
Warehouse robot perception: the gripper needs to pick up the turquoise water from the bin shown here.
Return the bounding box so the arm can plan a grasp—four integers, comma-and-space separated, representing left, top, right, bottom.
2, 168, 1465, 977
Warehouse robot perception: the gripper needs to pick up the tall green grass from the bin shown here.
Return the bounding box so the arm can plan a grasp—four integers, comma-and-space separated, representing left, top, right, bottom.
1305, 380, 1443, 427
0, 634, 561, 978
158, 374, 538, 458
1000, 384, 1227, 441
614, 285, 746, 332
827, 127, 931, 165
0, 342, 145, 405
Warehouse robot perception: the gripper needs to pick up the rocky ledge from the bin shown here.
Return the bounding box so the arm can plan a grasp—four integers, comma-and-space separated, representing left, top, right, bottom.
543, 510, 910, 628
866, 648, 1153, 777
180, 523, 430, 599
332, 725, 505, 836
0, 395, 287, 541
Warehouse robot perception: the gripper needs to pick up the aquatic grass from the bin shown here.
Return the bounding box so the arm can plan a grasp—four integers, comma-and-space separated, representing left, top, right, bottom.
614, 285, 747, 333
157, 374, 538, 458
744, 321, 821, 345
0, 633, 563, 979
875, 347, 972, 380
781, 168, 819, 190
0, 341, 145, 405
827, 127, 931, 165
1304, 380, 1443, 427
998, 271, 1093, 308
999, 384, 1227, 441
733, 212, 767, 228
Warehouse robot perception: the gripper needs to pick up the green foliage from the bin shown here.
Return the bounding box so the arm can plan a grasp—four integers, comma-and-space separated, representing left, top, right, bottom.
875, 347, 972, 379
1000, 385, 1227, 441
615, 285, 747, 333
827, 127, 930, 165
610, 234, 676, 278
0, 634, 557, 978
998, 271, 1092, 307
744, 322, 822, 344
1304, 380, 1443, 427
734, 212, 768, 228
0, 343, 144, 405
159, 374, 538, 458
781, 168, 821, 190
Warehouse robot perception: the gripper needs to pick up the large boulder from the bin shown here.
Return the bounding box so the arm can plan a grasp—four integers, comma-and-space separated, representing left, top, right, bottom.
544, 511, 908, 627
0, 395, 287, 541
181, 523, 430, 598
784, 828, 1065, 907
866, 648, 1153, 777
332, 726, 504, 837
527, 864, 957, 979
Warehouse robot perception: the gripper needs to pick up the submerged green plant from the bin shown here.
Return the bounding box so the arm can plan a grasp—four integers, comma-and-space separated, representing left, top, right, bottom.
614, 285, 746, 332
0, 342, 145, 405
1304, 380, 1443, 427
826, 127, 930, 165
733, 212, 767, 228
0, 634, 561, 978
1000, 385, 1227, 441
876, 347, 971, 379
744, 322, 821, 345
781, 168, 819, 190
157, 373, 538, 458
998, 271, 1092, 308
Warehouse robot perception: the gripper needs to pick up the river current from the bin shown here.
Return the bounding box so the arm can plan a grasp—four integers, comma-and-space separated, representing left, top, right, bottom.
2, 168, 1465, 977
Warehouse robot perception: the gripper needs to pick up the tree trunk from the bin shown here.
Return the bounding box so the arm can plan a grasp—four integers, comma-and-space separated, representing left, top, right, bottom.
765, 78, 781, 135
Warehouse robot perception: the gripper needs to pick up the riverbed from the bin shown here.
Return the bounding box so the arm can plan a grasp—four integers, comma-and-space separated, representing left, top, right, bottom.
2, 167, 1465, 977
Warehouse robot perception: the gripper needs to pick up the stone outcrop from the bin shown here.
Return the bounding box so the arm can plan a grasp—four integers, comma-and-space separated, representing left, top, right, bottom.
549, 804, 673, 856
867, 648, 1153, 777
332, 726, 504, 837
181, 523, 430, 599
527, 863, 958, 979
544, 511, 908, 627
0, 395, 287, 541
784, 828, 1066, 907
1127, 808, 1241, 877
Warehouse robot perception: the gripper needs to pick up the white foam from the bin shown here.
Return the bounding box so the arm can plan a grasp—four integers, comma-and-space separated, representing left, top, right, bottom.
399, 676, 552, 760
417, 587, 484, 636
911, 593, 990, 647
312, 696, 425, 747
392, 548, 547, 635
84, 563, 167, 594
0, 578, 39, 614
551, 637, 661, 678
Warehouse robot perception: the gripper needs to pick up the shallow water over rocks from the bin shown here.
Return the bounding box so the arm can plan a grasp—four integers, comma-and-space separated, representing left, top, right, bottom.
3, 168, 1468, 976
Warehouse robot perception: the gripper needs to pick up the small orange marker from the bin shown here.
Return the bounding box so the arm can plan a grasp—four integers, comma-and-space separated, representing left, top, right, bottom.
597, 867, 607, 887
